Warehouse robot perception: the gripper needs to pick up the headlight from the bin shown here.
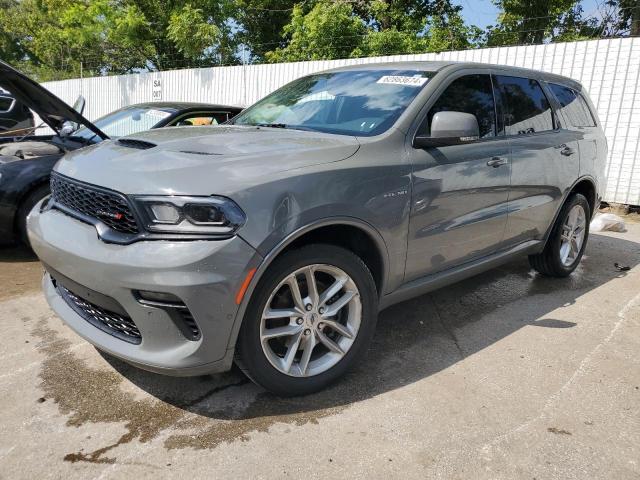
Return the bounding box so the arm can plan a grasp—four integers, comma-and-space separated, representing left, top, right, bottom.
133, 195, 246, 235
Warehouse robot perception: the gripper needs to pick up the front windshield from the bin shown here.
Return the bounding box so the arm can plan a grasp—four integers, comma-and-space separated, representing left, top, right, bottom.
74, 106, 175, 140
232, 69, 436, 136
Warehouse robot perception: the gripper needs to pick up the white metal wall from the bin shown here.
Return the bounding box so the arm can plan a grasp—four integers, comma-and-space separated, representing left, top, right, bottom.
42, 37, 640, 205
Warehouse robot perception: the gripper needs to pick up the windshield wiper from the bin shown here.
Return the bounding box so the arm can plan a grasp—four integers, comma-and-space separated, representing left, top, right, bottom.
254, 123, 319, 133
255, 123, 288, 129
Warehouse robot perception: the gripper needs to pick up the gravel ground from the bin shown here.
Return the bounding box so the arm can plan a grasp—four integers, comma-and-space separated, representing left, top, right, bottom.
0, 225, 639, 479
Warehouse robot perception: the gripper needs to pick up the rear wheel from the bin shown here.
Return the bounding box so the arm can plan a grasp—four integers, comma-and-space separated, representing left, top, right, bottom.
236, 244, 378, 396
529, 193, 590, 277
17, 184, 50, 247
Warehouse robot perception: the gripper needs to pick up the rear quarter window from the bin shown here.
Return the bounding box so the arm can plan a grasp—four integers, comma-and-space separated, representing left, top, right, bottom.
576, 93, 597, 127
494, 76, 554, 135
549, 83, 596, 127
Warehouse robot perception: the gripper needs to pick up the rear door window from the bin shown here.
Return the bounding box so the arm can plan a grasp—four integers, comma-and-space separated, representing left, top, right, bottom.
549, 83, 595, 127
424, 74, 497, 138
494, 76, 554, 135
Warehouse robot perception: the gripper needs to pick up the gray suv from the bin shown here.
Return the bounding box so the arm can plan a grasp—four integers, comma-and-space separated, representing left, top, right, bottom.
28, 62, 606, 396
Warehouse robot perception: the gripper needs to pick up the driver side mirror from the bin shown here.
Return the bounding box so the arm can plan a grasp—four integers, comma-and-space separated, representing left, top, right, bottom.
72, 95, 86, 116
60, 96, 86, 136
59, 122, 76, 137
413, 111, 480, 148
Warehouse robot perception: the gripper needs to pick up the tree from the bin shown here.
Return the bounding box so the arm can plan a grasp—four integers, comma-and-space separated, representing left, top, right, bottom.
234, 0, 299, 61
600, 0, 640, 36
485, 0, 596, 46
265, 1, 366, 62
0, 0, 25, 65
121, 0, 237, 70
263, 0, 481, 62
421, 2, 483, 52
0, 0, 237, 81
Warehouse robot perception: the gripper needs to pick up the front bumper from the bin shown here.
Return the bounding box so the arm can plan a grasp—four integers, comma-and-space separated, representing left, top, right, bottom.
28, 203, 261, 376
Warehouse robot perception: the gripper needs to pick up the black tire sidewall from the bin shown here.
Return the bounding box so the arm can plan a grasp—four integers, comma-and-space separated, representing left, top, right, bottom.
237, 244, 378, 396
547, 193, 591, 275
17, 184, 50, 246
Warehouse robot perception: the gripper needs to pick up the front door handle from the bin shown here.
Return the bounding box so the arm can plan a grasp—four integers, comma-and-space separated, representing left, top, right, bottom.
487, 157, 508, 167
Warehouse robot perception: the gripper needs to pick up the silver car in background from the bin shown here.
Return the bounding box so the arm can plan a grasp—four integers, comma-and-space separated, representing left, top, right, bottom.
28, 62, 606, 396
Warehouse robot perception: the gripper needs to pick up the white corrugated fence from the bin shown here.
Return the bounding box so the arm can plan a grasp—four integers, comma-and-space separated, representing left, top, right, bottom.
42, 37, 640, 205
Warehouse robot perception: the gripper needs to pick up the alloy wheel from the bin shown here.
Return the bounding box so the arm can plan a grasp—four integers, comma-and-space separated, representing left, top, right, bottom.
259, 264, 362, 377
559, 204, 587, 267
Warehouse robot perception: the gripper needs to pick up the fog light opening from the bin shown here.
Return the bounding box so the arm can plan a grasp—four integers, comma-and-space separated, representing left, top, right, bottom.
135, 290, 183, 305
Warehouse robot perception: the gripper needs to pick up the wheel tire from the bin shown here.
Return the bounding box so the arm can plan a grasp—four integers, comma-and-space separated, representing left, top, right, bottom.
236, 244, 378, 396
528, 193, 590, 277
17, 184, 50, 247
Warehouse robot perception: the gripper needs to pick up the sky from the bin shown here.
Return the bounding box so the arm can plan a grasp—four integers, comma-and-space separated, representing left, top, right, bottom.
456, 0, 604, 29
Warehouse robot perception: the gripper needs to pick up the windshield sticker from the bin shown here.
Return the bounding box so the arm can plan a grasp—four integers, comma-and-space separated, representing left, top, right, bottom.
146, 109, 171, 119
376, 75, 429, 87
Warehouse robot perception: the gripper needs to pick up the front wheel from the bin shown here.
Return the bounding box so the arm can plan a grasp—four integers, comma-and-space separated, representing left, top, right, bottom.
236, 244, 378, 396
529, 193, 590, 277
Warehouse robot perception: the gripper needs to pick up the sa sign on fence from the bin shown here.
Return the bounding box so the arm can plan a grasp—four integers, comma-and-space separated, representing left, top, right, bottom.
152, 79, 162, 101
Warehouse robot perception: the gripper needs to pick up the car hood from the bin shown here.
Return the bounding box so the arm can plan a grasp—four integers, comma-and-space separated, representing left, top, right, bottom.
0, 61, 108, 140
55, 125, 360, 196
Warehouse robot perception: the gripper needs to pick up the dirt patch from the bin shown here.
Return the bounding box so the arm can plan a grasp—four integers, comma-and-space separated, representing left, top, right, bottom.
164, 393, 345, 450
0, 246, 43, 301
31, 319, 346, 463
33, 319, 182, 463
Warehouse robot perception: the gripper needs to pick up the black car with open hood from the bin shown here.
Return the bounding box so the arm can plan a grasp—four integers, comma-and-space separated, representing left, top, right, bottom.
0, 61, 107, 140
0, 60, 110, 246
0, 60, 242, 246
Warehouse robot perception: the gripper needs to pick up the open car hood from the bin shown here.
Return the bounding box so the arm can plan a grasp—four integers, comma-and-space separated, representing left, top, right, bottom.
0, 61, 108, 140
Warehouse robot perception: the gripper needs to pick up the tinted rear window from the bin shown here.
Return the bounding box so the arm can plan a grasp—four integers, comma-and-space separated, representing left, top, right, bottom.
549, 83, 595, 127
495, 76, 554, 135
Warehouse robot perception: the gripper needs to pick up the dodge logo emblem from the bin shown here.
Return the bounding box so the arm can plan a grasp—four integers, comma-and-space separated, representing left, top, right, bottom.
97, 210, 123, 220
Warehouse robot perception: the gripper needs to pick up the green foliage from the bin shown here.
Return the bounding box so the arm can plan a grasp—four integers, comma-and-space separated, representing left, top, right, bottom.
167, 5, 221, 59
0, 0, 26, 64
603, 0, 640, 36
0, 0, 634, 80
0, 0, 235, 81
424, 9, 483, 52
265, 1, 366, 61
264, 0, 481, 61
234, 0, 298, 60
485, 0, 601, 45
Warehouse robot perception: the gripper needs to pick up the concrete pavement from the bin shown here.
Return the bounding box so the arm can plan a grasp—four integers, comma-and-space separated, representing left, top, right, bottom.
0, 225, 639, 479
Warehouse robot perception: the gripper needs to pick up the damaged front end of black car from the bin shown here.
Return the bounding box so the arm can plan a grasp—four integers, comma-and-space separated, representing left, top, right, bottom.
0, 60, 108, 246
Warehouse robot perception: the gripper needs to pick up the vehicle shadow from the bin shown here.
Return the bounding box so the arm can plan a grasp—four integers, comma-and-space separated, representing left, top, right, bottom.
102, 232, 639, 423
0, 244, 38, 262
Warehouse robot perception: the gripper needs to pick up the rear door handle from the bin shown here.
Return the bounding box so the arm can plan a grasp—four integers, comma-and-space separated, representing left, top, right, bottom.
558, 145, 575, 156
487, 157, 508, 167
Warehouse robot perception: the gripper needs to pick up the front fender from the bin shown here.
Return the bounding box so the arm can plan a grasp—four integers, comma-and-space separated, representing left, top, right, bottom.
226, 216, 390, 353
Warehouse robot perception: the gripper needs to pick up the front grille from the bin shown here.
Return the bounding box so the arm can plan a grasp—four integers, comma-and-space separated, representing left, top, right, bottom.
50, 173, 140, 234
57, 283, 142, 344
